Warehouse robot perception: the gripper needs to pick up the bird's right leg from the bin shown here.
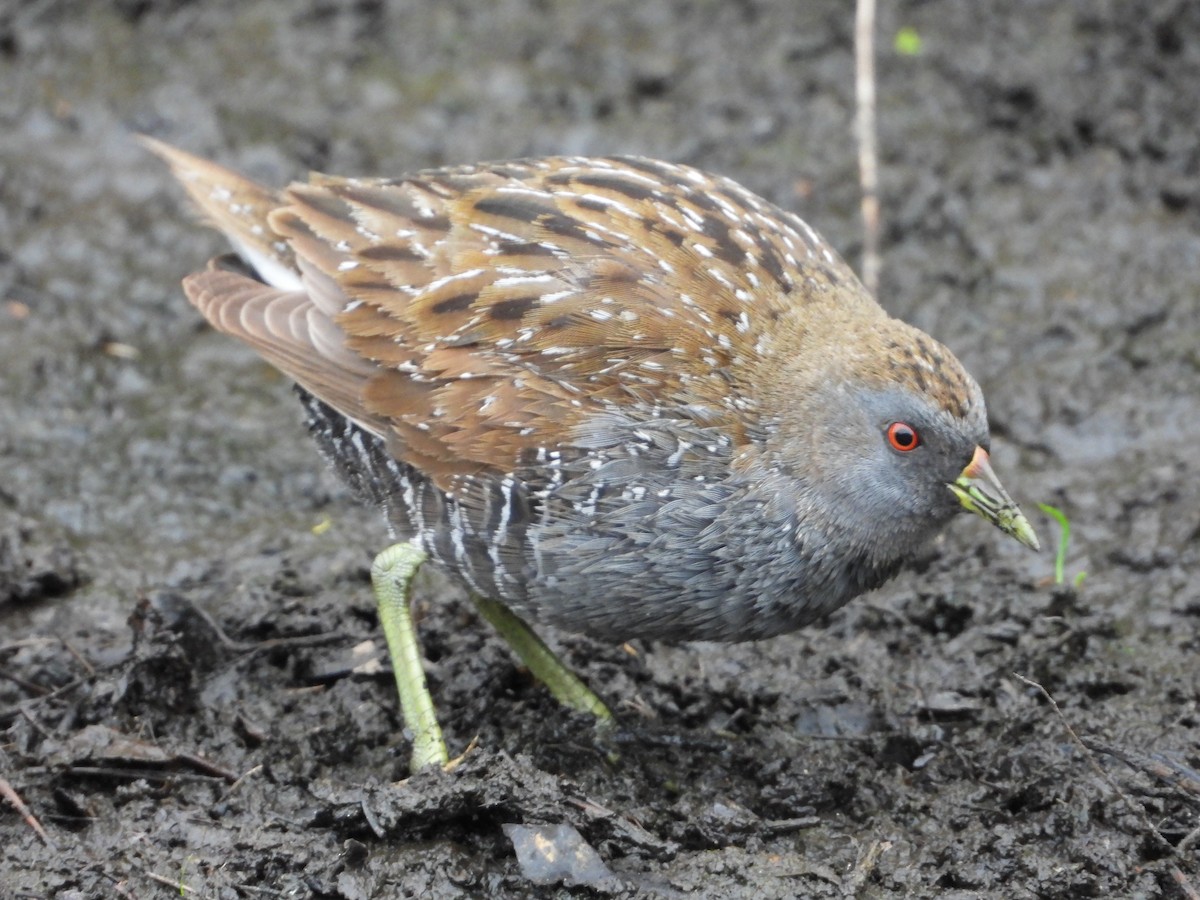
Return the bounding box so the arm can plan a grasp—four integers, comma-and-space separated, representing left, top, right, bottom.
372, 541, 449, 772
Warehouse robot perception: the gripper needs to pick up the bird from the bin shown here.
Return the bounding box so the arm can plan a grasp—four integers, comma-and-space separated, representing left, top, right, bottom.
142, 137, 1039, 772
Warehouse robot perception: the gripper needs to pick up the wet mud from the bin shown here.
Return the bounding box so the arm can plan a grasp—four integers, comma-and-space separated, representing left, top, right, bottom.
3, 1, 1200, 896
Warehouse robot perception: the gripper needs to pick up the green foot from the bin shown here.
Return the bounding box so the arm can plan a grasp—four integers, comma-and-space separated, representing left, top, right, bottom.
471, 594, 613, 722
372, 542, 448, 772
372, 542, 614, 774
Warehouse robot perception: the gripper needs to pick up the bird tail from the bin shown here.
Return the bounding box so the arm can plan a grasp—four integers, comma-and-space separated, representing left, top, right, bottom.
138, 136, 302, 292
141, 136, 384, 434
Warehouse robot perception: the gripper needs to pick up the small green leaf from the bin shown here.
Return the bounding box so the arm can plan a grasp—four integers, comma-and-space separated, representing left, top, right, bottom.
894, 27, 923, 56
1036, 502, 1071, 586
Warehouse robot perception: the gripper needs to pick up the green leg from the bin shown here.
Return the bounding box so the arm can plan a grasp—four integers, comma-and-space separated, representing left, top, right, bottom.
372, 542, 449, 772
471, 594, 613, 722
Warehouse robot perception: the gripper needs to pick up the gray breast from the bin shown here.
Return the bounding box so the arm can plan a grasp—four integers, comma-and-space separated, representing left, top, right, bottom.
297, 388, 896, 644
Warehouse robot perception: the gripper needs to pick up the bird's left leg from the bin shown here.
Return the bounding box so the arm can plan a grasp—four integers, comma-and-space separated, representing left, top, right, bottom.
470, 594, 613, 721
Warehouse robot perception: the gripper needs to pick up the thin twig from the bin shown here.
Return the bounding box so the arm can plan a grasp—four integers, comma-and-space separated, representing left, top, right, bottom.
0, 776, 56, 849
1178, 823, 1200, 858
854, 0, 881, 297
1173, 865, 1200, 900
19, 705, 54, 740
843, 839, 892, 895
1083, 739, 1200, 798
1013, 673, 1174, 855
219, 764, 264, 802
60, 637, 95, 676
102, 874, 139, 900
185, 599, 345, 653
141, 869, 196, 894
0, 676, 89, 725
175, 752, 240, 783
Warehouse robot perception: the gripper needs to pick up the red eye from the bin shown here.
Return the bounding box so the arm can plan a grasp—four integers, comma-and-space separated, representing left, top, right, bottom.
886, 422, 920, 452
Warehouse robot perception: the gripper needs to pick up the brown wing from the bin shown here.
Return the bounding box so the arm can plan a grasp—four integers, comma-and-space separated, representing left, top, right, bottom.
183, 260, 386, 433
147, 142, 878, 490
272, 157, 875, 486
142, 138, 389, 436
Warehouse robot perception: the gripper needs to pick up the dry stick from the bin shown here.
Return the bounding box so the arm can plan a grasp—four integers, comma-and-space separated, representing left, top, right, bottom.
1020, 678, 1200, 898
219, 764, 264, 802
0, 776, 56, 849
854, 0, 881, 297
1174, 866, 1200, 900
1178, 823, 1200, 858
0, 676, 89, 725
844, 839, 892, 894
103, 875, 138, 900
1013, 673, 1174, 855
140, 869, 196, 895
1083, 738, 1200, 798
60, 637, 95, 676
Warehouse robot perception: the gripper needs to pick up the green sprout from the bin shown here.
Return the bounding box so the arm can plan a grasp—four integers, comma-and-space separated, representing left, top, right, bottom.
894, 27, 923, 56
1036, 503, 1087, 588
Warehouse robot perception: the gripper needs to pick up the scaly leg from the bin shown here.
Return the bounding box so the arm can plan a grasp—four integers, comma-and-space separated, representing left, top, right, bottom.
372, 542, 448, 772
372, 543, 614, 773
471, 594, 613, 721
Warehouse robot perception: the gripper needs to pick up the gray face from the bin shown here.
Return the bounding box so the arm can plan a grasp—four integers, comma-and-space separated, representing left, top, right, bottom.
791, 382, 990, 554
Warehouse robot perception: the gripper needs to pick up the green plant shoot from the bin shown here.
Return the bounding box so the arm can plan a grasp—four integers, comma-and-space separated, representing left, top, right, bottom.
1037, 503, 1086, 588
894, 27, 923, 56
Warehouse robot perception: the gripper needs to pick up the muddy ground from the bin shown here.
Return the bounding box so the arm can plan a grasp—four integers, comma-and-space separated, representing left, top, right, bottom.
3, 0, 1200, 896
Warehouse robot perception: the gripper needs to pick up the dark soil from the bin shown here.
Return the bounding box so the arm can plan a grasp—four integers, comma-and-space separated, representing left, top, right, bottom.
4, 1, 1200, 896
